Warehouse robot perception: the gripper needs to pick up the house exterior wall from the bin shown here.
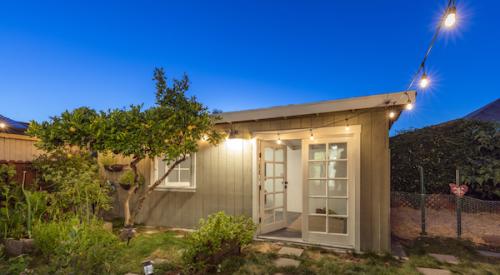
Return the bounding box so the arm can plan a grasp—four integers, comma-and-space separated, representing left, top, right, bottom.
0, 133, 41, 162
132, 108, 391, 252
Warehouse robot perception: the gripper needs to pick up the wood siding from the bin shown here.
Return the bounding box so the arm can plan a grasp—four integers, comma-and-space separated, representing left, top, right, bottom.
0, 133, 41, 162
129, 108, 391, 252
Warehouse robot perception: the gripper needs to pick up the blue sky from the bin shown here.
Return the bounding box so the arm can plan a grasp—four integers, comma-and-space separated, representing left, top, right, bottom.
0, 0, 498, 134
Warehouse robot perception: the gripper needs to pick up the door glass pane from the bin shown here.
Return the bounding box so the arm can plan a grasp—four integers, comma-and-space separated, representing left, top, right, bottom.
265, 179, 273, 193
179, 169, 191, 182
328, 217, 347, 234
328, 198, 347, 215
328, 180, 347, 197
275, 178, 284, 192
309, 216, 326, 232
309, 144, 326, 160
264, 210, 274, 224
264, 147, 273, 161
328, 143, 347, 160
309, 180, 326, 196
275, 149, 284, 162
275, 208, 284, 222
265, 163, 274, 177
275, 193, 283, 207
265, 194, 274, 208
309, 162, 325, 178
275, 163, 284, 177
309, 198, 327, 214
328, 161, 347, 178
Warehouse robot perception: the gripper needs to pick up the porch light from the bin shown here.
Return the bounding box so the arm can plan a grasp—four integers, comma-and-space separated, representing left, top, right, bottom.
444, 6, 457, 28
201, 134, 208, 141
309, 129, 314, 141
419, 72, 430, 89
344, 118, 350, 131
276, 133, 282, 144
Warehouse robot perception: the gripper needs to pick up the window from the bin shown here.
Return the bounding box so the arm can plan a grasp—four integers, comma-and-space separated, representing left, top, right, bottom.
155, 154, 196, 191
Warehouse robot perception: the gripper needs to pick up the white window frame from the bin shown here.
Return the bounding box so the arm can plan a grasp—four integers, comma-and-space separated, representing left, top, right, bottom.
153, 154, 196, 192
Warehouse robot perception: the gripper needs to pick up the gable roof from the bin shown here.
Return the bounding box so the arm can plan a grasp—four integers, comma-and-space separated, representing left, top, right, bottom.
464, 98, 500, 123
0, 115, 29, 135
220, 90, 416, 123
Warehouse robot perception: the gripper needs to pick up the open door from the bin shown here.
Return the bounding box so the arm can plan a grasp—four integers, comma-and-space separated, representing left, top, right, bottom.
259, 140, 287, 234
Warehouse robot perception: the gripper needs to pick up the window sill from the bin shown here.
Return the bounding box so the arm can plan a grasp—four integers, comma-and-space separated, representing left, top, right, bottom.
154, 186, 196, 192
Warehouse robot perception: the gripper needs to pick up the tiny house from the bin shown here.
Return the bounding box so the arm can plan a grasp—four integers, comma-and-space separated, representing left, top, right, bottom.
134, 91, 416, 252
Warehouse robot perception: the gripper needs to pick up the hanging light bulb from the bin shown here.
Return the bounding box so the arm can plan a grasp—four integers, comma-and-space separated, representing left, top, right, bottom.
344, 118, 350, 131
419, 72, 430, 88
309, 129, 314, 141
0, 122, 6, 129
276, 133, 282, 144
444, 6, 457, 28
388, 110, 396, 119
406, 101, 414, 110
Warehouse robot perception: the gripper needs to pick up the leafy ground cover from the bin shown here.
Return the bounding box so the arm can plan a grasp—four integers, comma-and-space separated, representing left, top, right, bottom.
2, 228, 499, 274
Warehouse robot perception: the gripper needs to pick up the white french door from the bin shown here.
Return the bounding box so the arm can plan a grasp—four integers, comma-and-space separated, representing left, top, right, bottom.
259, 140, 287, 234
303, 137, 357, 248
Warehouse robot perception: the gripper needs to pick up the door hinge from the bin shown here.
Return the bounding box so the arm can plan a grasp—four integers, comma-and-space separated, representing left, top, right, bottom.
259, 217, 262, 223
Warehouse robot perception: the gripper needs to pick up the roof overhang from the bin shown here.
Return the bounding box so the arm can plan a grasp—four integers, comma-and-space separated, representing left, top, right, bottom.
219, 90, 416, 123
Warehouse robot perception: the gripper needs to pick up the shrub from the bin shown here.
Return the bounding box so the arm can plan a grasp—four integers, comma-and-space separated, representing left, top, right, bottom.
183, 211, 255, 273
32, 218, 122, 273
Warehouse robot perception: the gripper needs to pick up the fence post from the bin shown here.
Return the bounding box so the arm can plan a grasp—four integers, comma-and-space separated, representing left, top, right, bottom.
456, 169, 462, 239
419, 166, 426, 235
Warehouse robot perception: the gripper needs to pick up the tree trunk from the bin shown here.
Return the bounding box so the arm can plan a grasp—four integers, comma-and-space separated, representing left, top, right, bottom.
131, 157, 186, 222
123, 157, 142, 227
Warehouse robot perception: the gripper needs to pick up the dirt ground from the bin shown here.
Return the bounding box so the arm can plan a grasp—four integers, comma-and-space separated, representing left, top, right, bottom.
391, 207, 500, 247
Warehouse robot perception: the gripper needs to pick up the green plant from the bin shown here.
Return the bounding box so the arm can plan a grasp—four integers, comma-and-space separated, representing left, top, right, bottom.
118, 170, 144, 187
28, 68, 224, 227
32, 150, 111, 220
32, 218, 122, 273
183, 211, 256, 273
99, 151, 119, 167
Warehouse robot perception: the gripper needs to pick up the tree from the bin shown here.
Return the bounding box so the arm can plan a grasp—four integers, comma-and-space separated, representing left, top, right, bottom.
28, 68, 223, 226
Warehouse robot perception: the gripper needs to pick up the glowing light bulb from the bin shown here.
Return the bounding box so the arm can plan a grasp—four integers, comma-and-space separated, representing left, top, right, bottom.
309, 129, 314, 141
406, 103, 414, 110
0, 122, 5, 129
389, 111, 396, 119
345, 125, 350, 131
419, 73, 430, 89
276, 139, 282, 145
444, 6, 457, 28
202, 134, 208, 141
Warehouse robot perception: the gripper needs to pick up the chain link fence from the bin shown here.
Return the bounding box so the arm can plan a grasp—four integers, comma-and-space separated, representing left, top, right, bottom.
391, 191, 500, 247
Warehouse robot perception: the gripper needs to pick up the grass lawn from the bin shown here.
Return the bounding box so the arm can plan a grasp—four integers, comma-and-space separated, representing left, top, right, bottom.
2, 228, 499, 274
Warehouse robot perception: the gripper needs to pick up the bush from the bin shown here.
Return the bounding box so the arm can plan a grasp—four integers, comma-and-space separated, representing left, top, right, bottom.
32, 218, 122, 273
183, 211, 255, 273
391, 119, 500, 199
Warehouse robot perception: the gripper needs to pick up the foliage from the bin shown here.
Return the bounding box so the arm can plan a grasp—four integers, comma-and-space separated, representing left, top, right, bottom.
32, 150, 111, 220
99, 151, 120, 166
0, 164, 48, 239
32, 218, 121, 274
183, 211, 256, 273
28, 68, 223, 226
118, 170, 144, 186
391, 119, 500, 199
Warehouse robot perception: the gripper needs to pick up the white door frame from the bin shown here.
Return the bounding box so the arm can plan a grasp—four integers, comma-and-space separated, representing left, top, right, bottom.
251, 126, 360, 251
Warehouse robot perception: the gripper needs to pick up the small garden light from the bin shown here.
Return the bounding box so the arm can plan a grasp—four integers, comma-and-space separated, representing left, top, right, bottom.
143, 260, 154, 275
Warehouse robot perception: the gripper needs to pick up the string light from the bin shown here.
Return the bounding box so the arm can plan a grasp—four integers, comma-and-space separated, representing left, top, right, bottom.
0, 122, 6, 129
388, 110, 396, 119
309, 128, 314, 141
444, 5, 457, 28
420, 72, 430, 88
276, 133, 282, 144
344, 118, 350, 131
405, 99, 414, 110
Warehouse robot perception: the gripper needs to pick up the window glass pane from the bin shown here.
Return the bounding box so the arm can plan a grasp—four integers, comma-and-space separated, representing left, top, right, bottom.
275, 149, 284, 162
275, 178, 284, 192
309, 162, 325, 178
275, 163, 284, 177
264, 147, 273, 161
328, 161, 347, 178
275, 208, 284, 222
328, 143, 347, 160
265, 194, 274, 209
265, 163, 274, 177
265, 179, 273, 193
275, 193, 283, 207
309, 216, 326, 232
167, 172, 179, 183
179, 156, 192, 168
328, 217, 347, 234
309, 180, 326, 196
328, 180, 347, 197
328, 198, 347, 215
309, 198, 327, 215
309, 144, 326, 160
264, 209, 273, 224
179, 169, 191, 182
